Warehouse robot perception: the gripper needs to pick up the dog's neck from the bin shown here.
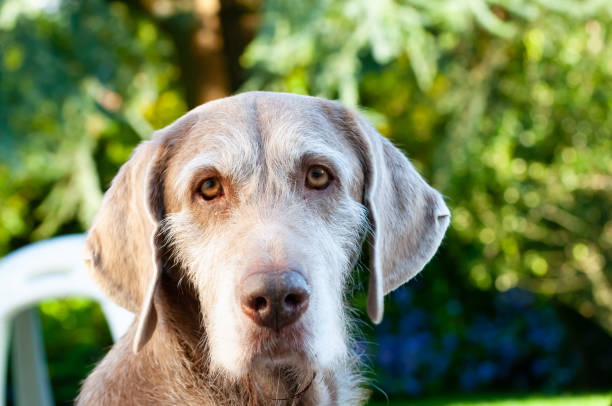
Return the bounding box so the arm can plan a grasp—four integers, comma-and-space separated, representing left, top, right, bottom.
78, 270, 366, 405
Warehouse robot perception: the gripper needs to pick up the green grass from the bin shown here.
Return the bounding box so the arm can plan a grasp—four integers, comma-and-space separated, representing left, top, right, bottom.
368, 393, 612, 406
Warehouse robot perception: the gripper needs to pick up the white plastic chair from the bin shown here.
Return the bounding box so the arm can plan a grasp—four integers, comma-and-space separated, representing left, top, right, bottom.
0, 234, 134, 406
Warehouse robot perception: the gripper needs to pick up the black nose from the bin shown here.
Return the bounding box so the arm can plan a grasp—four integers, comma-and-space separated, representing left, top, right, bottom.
240, 270, 310, 331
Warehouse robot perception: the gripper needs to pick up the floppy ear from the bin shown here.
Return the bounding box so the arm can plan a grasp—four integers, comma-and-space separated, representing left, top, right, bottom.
325, 102, 450, 323
83, 112, 198, 353
83, 139, 166, 353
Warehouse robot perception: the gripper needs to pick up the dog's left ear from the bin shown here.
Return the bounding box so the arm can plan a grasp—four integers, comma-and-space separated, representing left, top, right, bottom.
324, 102, 450, 323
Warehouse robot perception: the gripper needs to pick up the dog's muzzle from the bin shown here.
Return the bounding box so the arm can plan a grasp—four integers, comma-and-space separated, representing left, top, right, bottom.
240, 270, 310, 332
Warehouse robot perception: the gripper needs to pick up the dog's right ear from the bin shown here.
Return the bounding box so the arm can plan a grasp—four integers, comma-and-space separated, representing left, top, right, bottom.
83, 140, 165, 354
84, 112, 198, 353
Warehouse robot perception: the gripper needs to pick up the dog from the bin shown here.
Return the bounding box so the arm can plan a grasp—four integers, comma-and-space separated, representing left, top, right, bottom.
77, 91, 450, 405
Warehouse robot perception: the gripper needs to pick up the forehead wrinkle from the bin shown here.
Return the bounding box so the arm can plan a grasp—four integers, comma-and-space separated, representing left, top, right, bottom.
249, 98, 267, 193
261, 113, 354, 184
174, 153, 217, 196
301, 147, 353, 181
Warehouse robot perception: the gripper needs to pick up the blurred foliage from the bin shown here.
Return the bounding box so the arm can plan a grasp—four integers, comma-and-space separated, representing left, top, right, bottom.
0, 0, 187, 253
243, 0, 612, 334
38, 299, 113, 405
366, 282, 612, 397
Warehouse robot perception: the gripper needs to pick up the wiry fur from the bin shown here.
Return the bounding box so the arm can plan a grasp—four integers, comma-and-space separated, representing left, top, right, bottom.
78, 92, 449, 405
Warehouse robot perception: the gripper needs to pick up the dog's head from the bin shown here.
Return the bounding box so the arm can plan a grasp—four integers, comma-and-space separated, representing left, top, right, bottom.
84, 92, 449, 379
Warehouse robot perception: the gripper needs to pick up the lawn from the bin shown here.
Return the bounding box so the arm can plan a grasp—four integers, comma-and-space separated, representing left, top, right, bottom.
368, 393, 612, 406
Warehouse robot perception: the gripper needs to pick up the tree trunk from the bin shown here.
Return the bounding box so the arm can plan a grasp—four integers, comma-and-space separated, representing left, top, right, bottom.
121, 0, 259, 107
191, 0, 230, 103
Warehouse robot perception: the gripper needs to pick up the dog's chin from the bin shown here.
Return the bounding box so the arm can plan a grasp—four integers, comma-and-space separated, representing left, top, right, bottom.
207, 321, 316, 381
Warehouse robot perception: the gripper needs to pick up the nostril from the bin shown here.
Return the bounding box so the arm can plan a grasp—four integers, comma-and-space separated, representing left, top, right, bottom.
251, 296, 268, 312
284, 293, 303, 308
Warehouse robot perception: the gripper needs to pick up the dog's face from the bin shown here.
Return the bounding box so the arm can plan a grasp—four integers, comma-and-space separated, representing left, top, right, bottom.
84, 92, 449, 380
163, 96, 366, 375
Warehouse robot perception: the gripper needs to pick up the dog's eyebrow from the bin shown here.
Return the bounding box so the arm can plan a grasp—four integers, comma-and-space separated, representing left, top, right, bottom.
175, 148, 260, 196
174, 154, 216, 195
298, 147, 353, 182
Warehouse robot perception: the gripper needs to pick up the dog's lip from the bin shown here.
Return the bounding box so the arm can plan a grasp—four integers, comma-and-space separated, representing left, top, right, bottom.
252, 323, 307, 340
248, 322, 309, 353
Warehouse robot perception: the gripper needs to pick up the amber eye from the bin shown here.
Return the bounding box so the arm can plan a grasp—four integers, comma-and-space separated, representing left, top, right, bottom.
305, 166, 331, 190
199, 177, 223, 200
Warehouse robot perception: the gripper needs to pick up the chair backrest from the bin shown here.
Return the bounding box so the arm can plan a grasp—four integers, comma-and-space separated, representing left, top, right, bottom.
0, 234, 134, 406
0, 234, 133, 338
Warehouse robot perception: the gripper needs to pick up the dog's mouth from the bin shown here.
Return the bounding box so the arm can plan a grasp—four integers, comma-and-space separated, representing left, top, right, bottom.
247, 322, 312, 361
